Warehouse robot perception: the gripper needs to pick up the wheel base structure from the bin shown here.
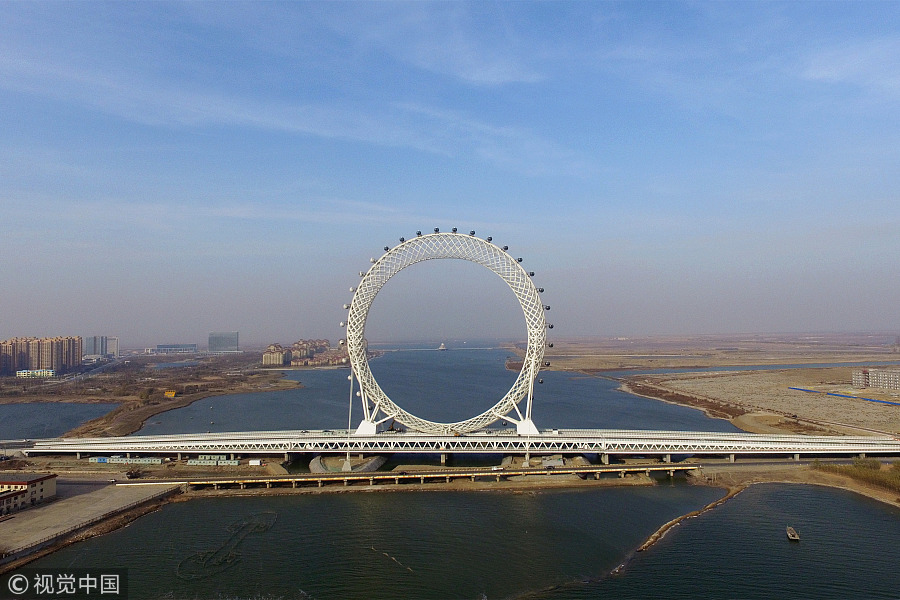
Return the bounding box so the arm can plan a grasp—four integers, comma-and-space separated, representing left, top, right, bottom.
516, 418, 539, 436
355, 420, 377, 436
355, 417, 540, 436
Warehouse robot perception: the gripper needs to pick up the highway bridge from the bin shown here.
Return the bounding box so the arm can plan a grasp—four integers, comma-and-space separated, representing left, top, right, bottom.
117, 464, 701, 490
18, 428, 900, 462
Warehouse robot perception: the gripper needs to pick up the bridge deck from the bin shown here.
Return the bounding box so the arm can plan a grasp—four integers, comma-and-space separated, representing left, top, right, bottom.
119, 464, 699, 490
21, 428, 900, 457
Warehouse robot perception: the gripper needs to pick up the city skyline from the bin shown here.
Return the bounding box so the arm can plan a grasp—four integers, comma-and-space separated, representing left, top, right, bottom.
2, 2, 899, 347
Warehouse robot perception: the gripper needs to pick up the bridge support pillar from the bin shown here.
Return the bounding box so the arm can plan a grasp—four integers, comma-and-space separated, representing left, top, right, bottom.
284, 452, 290, 462
76, 452, 81, 460
668, 469, 675, 478
369, 478, 375, 486
859, 453, 866, 459
395, 477, 400, 484
728, 454, 735, 463
445, 476, 450, 483
662, 454, 671, 463
600, 453, 609, 465
420, 476, 425, 484
793, 453, 800, 461
441, 453, 447, 465
292, 481, 297, 488
594, 473, 599, 480
177, 453, 182, 461
318, 480, 323, 487
343, 479, 349, 486
230, 453, 235, 460
618, 471, 625, 478
471, 475, 476, 482
214, 483, 219, 490
240, 483, 245, 489
266, 482, 271, 488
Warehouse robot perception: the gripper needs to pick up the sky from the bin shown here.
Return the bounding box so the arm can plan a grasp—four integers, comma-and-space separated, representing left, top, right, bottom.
1, 1, 898, 348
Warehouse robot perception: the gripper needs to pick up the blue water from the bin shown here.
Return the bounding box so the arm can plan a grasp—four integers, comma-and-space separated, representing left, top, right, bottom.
135, 349, 740, 435
592, 484, 900, 600
10, 350, 900, 599
136, 369, 352, 435
26, 483, 900, 599
0, 402, 118, 439
32, 484, 725, 600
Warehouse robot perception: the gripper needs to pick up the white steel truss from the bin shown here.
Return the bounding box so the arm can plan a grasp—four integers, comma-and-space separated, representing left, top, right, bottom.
26, 429, 900, 457
344, 231, 547, 435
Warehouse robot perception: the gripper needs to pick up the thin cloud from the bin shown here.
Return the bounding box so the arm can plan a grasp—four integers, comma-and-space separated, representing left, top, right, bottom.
396, 102, 589, 177
802, 37, 900, 95
0, 52, 574, 176
319, 3, 544, 86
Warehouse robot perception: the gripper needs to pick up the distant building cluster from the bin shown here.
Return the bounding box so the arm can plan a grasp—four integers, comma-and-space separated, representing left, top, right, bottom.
84, 335, 119, 359
0, 336, 83, 376
852, 368, 900, 391
143, 333, 242, 355
209, 331, 240, 354
262, 339, 347, 367
145, 344, 199, 355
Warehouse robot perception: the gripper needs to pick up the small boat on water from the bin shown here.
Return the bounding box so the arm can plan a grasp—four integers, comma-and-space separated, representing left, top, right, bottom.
437, 342, 447, 350
786, 526, 800, 541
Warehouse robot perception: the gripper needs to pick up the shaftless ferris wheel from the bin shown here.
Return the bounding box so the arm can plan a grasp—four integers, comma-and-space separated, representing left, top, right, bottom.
341, 229, 552, 436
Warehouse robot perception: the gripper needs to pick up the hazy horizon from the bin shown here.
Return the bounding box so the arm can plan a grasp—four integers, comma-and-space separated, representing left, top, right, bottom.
2, 3, 898, 348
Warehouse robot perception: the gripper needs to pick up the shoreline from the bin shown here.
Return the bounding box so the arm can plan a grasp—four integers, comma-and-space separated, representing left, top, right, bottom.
64, 374, 299, 438
612, 464, 900, 577
617, 377, 879, 436
616, 368, 900, 437
618, 379, 743, 422
0, 472, 655, 574
4, 461, 899, 576
635, 484, 746, 553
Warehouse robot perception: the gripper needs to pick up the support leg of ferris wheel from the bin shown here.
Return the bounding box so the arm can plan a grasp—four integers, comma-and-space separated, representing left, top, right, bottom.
350, 370, 378, 435
514, 362, 539, 435
500, 380, 538, 435
356, 413, 391, 435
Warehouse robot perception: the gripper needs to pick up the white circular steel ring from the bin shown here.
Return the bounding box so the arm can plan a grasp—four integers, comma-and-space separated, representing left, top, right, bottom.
346, 232, 546, 434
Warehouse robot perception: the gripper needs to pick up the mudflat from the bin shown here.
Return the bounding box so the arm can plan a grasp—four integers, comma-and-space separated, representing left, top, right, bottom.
540, 334, 900, 435
625, 368, 900, 435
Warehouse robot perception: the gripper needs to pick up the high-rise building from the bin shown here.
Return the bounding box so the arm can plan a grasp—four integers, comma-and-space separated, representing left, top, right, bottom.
0, 337, 82, 376
84, 336, 120, 358
262, 344, 287, 365
209, 332, 240, 354
84, 336, 106, 356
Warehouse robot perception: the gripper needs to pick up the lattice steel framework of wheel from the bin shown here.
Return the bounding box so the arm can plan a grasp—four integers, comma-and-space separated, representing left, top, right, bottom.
344, 231, 547, 435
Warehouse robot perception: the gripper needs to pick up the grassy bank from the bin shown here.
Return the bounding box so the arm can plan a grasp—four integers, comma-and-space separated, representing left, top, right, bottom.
812, 458, 900, 495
